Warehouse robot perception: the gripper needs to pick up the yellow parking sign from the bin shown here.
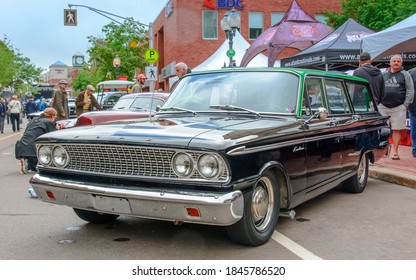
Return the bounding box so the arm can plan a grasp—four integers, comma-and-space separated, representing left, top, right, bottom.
145, 49, 159, 63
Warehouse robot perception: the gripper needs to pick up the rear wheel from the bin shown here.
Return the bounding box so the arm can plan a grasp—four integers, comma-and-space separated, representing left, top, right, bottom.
226, 170, 280, 246
342, 154, 369, 193
73, 208, 119, 224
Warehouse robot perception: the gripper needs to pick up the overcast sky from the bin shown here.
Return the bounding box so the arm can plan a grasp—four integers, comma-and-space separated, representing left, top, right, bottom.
0, 0, 168, 71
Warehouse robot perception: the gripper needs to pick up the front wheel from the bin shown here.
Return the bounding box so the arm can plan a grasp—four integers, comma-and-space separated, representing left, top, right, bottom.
226, 170, 280, 246
73, 208, 119, 224
342, 154, 369, 193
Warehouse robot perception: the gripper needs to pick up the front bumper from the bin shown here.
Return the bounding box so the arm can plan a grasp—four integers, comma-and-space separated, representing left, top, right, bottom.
30, 174, 244, 226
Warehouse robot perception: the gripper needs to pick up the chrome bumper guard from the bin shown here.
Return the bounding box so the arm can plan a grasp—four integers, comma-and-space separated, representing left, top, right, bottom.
30, 174, 244, 226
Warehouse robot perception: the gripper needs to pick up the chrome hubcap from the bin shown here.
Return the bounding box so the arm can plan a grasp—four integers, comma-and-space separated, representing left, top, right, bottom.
251, 176, 274, 232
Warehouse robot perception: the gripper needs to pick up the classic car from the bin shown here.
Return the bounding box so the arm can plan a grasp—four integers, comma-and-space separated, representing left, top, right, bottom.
75, 92, 170, 127
30, 68, 390, 246
93, 80, 135, 110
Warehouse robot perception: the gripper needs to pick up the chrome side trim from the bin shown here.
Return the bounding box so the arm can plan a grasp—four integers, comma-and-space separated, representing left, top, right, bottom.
227, 126, 385, 156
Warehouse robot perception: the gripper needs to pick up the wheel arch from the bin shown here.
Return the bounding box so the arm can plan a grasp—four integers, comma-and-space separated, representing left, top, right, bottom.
258, 161, 292, 209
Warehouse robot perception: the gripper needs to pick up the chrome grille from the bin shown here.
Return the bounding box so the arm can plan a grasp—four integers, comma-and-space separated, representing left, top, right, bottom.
44, 144, 229, 182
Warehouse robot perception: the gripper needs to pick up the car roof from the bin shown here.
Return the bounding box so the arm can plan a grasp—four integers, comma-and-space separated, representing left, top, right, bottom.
191, 67, 369, 83
96, 80, 135, 89
118, 92, 170, 100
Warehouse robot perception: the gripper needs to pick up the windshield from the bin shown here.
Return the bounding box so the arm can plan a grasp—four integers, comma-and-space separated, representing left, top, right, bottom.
113, 97, 165, 111
162, 71, 299, 114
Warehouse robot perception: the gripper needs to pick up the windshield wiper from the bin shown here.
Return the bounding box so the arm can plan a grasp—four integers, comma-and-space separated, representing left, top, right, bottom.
161, 107, 197, 115
210, 104, 260, 118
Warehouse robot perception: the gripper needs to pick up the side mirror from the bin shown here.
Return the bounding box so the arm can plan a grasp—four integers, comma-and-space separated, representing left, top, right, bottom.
156, 105, 161, 112
316, 107, 328, 120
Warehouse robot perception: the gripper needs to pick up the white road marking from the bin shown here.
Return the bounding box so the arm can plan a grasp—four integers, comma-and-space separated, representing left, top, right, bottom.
272, 231, 323, 260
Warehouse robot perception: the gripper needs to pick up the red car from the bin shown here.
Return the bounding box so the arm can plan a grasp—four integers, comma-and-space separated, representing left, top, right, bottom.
59, 92, 170, 128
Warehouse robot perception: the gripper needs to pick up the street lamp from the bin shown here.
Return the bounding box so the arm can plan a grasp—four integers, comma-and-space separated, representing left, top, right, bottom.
221, 9, 241, 67
113, 55, 121, 79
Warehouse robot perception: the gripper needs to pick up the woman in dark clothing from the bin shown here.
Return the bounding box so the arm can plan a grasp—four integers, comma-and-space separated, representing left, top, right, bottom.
17, 108, 61, 173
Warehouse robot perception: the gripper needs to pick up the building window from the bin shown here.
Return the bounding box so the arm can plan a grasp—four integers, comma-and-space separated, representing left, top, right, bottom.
315, 14, 327, 24
202, 10, 218, 40
271, 12, 284, 26
249, 12, 264, 40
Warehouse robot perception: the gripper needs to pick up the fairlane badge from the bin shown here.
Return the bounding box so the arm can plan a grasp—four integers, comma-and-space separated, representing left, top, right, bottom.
293, 146, 305, 152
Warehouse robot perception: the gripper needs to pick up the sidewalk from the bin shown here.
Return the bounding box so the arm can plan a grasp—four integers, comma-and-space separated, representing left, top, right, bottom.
369, 144, 416, 189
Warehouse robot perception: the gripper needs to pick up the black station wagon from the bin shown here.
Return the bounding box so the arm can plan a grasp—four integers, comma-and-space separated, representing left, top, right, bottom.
30, 68, 390, 246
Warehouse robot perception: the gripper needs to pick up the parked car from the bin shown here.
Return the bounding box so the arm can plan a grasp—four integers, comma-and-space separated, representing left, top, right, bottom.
30, 68, 390, 246
75, 92, 170, 127
93, 80, 135, 110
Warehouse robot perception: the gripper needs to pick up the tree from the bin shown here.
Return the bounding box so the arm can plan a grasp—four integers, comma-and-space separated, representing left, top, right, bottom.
87, 18, 148, 81
0, 38, 17, 89
0, 36, 43, 96
325, 0, 416, 30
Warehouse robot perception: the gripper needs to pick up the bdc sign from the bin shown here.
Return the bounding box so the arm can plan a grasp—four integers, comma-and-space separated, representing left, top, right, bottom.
203, 0, 246, 9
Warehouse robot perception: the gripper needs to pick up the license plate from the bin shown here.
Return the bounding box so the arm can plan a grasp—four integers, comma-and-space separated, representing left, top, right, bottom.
93, 195, 132, 214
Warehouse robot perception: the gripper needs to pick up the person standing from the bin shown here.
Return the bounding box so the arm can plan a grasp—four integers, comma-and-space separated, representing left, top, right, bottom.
407, 67, 416, 157
8, 95, 22, 132
52, 80, 69, 121
17, 108, 61, 173
132, 74, 147, 93
38, 98, 49, 112
379, 54, 414, 160
353, 52, 385, 105
25, 97, 38, 118
75, 85, 102, 116
170, 62, 190, 92
0, 98, 6, 133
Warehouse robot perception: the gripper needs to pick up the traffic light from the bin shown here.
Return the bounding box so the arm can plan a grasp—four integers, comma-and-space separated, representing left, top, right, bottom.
64, 9, 77, 26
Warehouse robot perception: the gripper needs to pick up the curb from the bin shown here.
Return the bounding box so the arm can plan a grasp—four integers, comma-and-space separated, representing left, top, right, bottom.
369, 166, 416, 189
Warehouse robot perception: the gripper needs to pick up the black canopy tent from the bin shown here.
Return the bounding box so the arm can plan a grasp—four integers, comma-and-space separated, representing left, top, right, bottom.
280, 19, 375, 71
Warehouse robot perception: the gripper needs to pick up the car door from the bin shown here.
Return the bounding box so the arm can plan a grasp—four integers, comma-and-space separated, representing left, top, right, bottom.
302, 77, 344, 195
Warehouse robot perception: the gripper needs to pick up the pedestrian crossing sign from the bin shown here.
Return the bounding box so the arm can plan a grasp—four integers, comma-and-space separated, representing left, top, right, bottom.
145, 66, 158, 81
64, 9, 77, 26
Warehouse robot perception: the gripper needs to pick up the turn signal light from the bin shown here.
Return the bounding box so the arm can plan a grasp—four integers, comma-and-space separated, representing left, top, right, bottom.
186, 207, 200, 217
46, 190, 55, 200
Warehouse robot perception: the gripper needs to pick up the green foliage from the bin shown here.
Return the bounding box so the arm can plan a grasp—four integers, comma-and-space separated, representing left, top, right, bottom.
324, 0, 416, 30
0, 35, 43, 96
85, 17, 148, 81
71, 67, 102, 96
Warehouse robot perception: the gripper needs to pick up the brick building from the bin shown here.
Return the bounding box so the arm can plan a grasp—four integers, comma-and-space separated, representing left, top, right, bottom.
151, 0, 341, 90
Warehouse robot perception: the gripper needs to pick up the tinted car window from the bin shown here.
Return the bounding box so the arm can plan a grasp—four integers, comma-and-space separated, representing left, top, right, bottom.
325, 80, 351, 115
346, 81, 375, 113
113, 97, 165, 111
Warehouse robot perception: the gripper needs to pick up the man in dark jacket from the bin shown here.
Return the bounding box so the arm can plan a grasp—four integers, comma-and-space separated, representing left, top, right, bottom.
17, 108, 60, 173
407, 67, 416, 157
353, 52, 385, 105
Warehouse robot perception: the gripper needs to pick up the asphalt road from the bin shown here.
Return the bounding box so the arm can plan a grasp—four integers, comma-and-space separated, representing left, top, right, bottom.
1, 127, 416, 261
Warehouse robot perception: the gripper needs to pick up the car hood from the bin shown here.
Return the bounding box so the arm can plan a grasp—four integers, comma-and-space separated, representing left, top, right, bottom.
38, 115, 299, 150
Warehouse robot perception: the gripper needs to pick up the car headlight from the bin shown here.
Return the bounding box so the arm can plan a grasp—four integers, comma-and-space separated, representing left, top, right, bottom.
38, 146, 52, 165
172, 152, 194, 177
52, 146, 69, 168
197, 154, 221, 179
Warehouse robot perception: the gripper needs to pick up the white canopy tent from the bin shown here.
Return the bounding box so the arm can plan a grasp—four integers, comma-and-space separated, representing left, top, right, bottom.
193, 31, 279, 71
361, 13, 416, 60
